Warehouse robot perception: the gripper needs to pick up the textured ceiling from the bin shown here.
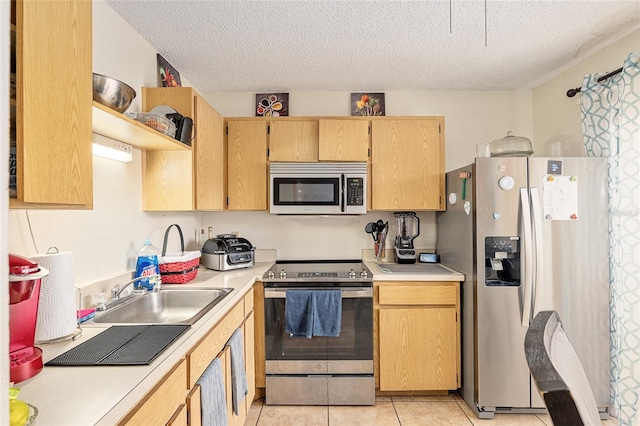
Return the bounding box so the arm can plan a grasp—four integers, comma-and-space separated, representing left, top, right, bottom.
106, 0, 640, 92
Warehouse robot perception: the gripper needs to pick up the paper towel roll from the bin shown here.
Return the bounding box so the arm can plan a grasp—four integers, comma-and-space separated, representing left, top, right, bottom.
31, 250, 77, 342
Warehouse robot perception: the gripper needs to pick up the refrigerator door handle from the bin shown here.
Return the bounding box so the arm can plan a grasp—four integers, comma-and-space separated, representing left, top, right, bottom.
520, 188, 533, 327
529, 187, 544, 317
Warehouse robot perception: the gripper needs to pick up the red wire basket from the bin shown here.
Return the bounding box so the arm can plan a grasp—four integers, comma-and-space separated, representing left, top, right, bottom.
159, 224, 201, 284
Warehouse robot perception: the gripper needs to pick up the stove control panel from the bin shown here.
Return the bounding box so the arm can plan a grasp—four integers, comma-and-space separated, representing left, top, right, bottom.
262, 262, 373, 284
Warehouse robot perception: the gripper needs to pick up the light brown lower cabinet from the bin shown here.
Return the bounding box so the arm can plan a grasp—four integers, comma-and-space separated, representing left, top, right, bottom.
119, 359, 187, 425
376, 281, 460, 392
119, 287, 256, 426
253, 283, 265, 390
166, 404, 187, 426
186, 386, 202, 426
243, 311, 256, 405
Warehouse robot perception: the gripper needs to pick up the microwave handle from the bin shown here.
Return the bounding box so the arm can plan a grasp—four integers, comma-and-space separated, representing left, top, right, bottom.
341, 174, 345, 212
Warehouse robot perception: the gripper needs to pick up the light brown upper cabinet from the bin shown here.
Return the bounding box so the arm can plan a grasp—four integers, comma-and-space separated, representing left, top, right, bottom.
10, 0, 93, 209
142, 87, 224, 211
371, 118, 445, 211
318, 119, 370, 162
269, 120, 319, 162
226, 120, 268, 210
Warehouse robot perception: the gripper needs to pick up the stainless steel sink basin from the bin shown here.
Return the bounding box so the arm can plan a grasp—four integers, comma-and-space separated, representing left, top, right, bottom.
91, 288, 233, 325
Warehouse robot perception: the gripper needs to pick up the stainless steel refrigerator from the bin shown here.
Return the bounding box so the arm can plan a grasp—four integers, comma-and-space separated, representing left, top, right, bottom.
436, 157, 610, 419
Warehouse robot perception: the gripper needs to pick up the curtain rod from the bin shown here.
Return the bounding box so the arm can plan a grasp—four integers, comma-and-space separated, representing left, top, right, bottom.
566, 67, 623, 97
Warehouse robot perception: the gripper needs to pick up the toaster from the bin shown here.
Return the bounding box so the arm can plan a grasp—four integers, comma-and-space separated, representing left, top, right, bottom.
201, 234, 255, 271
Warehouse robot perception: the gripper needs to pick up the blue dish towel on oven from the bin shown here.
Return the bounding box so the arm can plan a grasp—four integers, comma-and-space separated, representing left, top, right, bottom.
226, 328, 248, 416
285, 290, 342, 338
312, 289, 342, 337
196, 357, 228, 426
284, 289, 315, 338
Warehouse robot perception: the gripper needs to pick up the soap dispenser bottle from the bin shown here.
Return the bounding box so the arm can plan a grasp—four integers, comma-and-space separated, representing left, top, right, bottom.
134, 239, 161, 292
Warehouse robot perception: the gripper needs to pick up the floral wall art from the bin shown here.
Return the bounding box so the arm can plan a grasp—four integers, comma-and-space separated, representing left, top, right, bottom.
157, 54, 182, 87
256, 93, 289, 116
351, 93, 385, 116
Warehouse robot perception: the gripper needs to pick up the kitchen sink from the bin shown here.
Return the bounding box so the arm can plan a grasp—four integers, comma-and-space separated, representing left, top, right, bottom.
91, 288, 233, 325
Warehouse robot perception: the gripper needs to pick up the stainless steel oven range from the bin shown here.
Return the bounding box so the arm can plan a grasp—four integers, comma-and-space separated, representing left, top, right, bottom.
262, 260, 374, 406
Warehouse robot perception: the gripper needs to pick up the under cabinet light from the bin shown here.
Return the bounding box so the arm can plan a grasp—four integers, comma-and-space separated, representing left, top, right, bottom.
92, 138, 133, 163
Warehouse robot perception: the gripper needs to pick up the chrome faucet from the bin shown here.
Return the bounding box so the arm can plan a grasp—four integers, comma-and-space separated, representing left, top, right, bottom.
96, 274, 162, 311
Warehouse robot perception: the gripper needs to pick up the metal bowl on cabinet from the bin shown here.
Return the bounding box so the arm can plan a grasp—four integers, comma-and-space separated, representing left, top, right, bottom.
92, 73, 136, 113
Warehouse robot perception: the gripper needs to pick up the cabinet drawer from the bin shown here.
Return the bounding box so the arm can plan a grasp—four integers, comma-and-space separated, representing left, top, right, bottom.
121, 358, 187, 426
244, 289, 254, 316
378, 284, 456, 306
187, 301, 244, 388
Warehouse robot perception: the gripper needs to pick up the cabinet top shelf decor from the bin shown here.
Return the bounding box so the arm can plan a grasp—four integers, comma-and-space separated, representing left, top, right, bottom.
92, 102, 191, 152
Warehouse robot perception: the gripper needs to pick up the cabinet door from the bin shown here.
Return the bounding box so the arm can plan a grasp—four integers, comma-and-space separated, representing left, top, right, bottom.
166, 404, 187, 426
120, 359, 188, 425
186, 385, 202, 426
371, 119, 444, 210
142, 88, 225, 211
221, 346, 247, 426
142, 88, 195, 210
194, 95, 225, 210
379, 307, 457, 391
243, 311, 256, 409
253, 283, 266, 389
319, 119, 369, 162
13, 0, 93, 208
269, 120, 319, 162
227, 121, 268, 210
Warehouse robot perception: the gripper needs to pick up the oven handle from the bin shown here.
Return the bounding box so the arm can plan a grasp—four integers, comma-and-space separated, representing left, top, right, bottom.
264, 288, 373, 299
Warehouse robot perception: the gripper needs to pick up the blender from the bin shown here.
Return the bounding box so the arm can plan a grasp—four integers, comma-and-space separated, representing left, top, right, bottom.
9, 254, 49, 383
394, 212, 420, 264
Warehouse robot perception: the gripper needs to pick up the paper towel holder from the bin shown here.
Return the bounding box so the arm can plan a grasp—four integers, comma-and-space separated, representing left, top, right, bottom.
34, 247, 83, 344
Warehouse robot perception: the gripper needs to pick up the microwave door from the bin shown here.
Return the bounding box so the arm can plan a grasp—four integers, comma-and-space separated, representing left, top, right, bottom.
271, 177, 342, 214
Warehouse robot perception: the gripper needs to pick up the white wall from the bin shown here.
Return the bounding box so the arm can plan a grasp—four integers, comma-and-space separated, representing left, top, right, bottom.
7, 0, 202, 288
205, 90, 533, 172
5, 0, 543, 286
532, 29, 640, 156
202, 89, 532, 259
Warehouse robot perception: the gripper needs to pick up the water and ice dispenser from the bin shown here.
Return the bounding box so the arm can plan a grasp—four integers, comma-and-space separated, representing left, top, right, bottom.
484, 237, 521, 286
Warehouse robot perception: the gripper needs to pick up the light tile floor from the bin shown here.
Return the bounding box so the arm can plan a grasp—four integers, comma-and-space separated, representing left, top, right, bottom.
244, 393, 619, 426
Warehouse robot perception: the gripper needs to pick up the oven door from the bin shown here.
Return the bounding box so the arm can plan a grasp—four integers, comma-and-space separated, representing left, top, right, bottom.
264, 287, 373, 375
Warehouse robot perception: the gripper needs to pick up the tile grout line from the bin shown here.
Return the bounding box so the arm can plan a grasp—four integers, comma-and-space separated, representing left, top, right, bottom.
390, 396, 403, 426
327, 404, 329, 426
453, 398, 476, 425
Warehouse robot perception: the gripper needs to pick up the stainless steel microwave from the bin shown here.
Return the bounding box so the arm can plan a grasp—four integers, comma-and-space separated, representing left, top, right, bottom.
269, 162, 367, 215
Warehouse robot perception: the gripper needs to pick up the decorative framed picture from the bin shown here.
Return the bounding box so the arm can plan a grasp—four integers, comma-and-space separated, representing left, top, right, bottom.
256, 93, 289, 117
157, 54, 182, 87
351, 93, 385, 116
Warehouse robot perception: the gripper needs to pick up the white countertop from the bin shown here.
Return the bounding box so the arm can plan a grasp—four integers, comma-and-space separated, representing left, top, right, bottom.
17, 262, 274, 426
17, 259, 462, 425
365, 261, 465, 282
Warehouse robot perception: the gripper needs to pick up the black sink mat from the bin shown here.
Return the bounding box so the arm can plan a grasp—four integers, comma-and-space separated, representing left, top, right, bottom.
45, 324, 190, 366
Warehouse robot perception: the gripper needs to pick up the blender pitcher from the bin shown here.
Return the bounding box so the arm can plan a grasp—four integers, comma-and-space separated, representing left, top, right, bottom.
394, 212, 420, 264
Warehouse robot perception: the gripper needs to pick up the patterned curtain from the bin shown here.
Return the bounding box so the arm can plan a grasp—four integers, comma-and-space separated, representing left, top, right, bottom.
581, 52, 640, 426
